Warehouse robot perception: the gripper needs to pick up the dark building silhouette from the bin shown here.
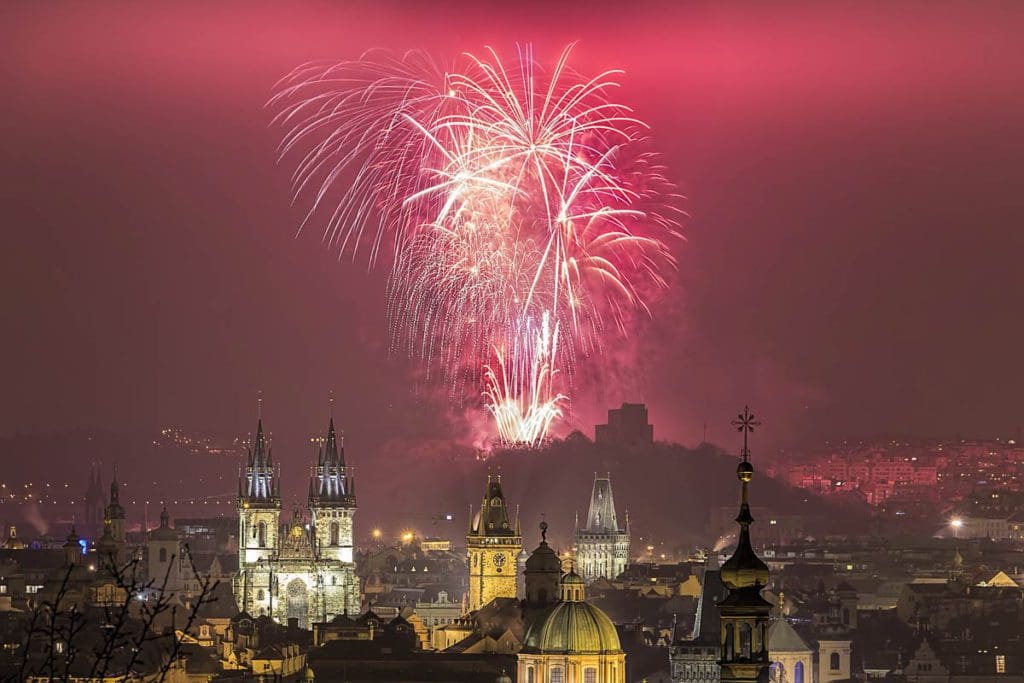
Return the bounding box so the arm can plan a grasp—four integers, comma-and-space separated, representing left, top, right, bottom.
595, 403, 654, 446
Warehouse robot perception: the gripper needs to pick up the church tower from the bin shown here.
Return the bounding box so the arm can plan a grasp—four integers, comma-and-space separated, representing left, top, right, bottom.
308, 415, 356, 564
235, 414, 281, 614
718, 407, 772, 683
307, 409, 360, 616
574, 474, 630, 582
101, 470, 127, 566
147, 507, 182, 592
466, 474, 522, 612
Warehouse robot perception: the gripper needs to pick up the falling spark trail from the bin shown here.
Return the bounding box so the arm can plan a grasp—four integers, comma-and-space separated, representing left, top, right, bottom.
271, 45, 681, 446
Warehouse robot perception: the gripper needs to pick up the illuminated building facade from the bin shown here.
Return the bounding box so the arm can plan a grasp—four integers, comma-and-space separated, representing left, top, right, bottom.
466, 474, 522, 612
574, 475, 630, 583
518, 560, 625, 683
232, 416, 360, 628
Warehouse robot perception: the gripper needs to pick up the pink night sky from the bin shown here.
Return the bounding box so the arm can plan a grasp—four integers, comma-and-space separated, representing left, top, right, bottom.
3, 1, 1024, 460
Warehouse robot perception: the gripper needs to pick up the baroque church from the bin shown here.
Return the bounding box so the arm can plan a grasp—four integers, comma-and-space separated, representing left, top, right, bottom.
573, 474, 630, 583
232, 413, 360, 628
671, 408, 774, 683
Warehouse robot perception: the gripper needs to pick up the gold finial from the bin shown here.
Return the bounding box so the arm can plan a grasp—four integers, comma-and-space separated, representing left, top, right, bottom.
257, 390, 264, 420
731, 406, 761, 462
732, 406, 760, 483
329, 390, 335, 418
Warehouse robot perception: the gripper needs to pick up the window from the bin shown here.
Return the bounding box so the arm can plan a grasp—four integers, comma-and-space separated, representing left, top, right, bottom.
550, 667, 564, 683
795, 661, 805, 683
330, 522, 340, 546
159, 548, 167, 563
831, 652, 841, 671
997, 655, 1006, 674
584, 668, 597, 683
842, 607, 850, 624
739, 623, 752, 659
258, 521, 267, 548
526, 667, 534, 683
257, 589, 264, 601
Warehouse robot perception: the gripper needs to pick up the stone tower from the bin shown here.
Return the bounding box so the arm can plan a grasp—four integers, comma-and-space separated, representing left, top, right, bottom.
102, 470, 127, 566
718, 407, 772, 683
466, 474, 522, 612
306, 413, 360, 617
308, 417, 356, 564
147, 507, 182, 592
573, 474, 630, 582
234, 417, 281, 613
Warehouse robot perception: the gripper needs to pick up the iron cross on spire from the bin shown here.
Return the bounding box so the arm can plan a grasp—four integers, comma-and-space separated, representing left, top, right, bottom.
731, 405, 761, 462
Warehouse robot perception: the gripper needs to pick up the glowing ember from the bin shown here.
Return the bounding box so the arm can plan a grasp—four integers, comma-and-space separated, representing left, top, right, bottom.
484, 311, 564, 448
271, 45, 680, 445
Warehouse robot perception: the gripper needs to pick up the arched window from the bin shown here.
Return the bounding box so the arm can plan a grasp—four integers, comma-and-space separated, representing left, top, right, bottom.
795, 660, 805, 683
330, 522, 340, 546
831, 652, 841, 671
550, 667, 564, 683
724, 625, 735, 659
739, 623, 752, 659
584, 668, 597, 683
526, 667, 534, 683
159, 548, 167, 563
257, 589, 264, 601
258, 521, 267, 548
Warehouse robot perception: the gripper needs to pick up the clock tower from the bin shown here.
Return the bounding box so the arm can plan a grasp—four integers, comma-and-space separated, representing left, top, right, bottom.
466, 474, 522, 612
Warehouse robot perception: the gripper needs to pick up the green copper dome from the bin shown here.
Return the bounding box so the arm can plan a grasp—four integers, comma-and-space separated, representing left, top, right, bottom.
523, 601, 622, 655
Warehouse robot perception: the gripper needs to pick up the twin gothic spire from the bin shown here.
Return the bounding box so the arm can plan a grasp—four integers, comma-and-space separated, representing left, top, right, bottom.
238, 396, 355, 506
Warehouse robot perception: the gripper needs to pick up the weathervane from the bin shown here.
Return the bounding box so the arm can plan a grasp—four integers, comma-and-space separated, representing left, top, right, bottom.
731, 405, 761, 462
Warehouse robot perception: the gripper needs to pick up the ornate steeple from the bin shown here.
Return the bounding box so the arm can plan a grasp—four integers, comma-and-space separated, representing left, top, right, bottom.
310, 413, 354, 504
584, 473, 622, 533
240, 411, 279, 504
718, 406, 772, 683
469, 474, 519, 537
105, 468, 125, 521
574, 473, 630, 583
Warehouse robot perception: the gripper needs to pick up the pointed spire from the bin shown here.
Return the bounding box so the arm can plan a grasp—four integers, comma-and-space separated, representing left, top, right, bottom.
252, 417, 269, 468
720, 406, 770, 591
110, 465, 120, 503
160, 506, 170, 529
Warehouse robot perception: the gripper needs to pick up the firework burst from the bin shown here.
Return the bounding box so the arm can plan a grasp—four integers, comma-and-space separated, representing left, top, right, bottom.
270, 44, 681, 445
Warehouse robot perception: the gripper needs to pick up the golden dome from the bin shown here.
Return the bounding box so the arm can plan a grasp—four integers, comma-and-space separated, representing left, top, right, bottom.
523, 601, 622, 655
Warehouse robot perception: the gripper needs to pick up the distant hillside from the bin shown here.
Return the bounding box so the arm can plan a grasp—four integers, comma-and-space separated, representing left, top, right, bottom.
352, 432, 872, 554
0, 429, 869, 550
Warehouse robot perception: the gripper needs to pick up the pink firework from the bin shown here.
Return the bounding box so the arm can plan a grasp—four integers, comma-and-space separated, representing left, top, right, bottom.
270, 45, 680, 445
